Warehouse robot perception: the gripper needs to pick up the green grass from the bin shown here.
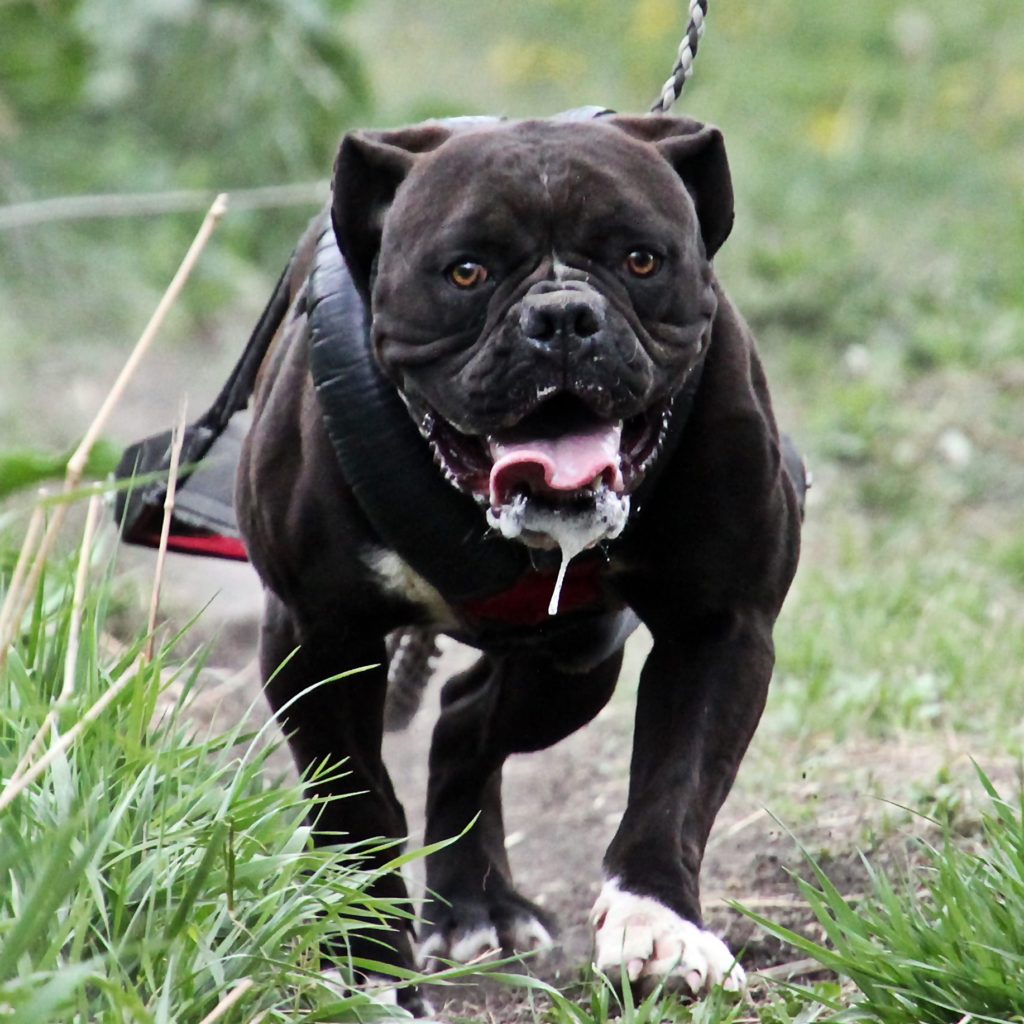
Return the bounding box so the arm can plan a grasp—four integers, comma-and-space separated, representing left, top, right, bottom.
772, 524, 1024, 744
744, 768, 1024, 1022
0, 442, 121, 501
0, 546, 431, 1022
538, 967, 748, 1024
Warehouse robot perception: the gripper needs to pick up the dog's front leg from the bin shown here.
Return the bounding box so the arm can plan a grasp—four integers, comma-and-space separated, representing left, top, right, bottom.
420, 647, 622, 967
259, 592, 421, 1006
595, 610, 775, 996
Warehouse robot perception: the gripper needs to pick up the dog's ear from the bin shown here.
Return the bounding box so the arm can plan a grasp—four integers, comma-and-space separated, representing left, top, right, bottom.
332, 124, 453, 296
609, 116, 734, 259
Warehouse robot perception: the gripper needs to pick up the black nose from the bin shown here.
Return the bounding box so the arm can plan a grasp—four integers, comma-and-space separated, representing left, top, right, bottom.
520, 290, 604, 345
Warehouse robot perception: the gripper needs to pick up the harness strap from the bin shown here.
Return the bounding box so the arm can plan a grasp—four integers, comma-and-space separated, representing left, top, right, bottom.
113, 212, 325, 553
308, 227, 531, 603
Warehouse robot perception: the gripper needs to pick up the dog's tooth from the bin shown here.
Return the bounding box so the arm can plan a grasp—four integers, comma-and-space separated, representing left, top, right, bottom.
427, 440, 459, 489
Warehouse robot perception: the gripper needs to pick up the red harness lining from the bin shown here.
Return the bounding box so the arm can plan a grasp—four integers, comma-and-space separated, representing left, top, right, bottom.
138, 531, 603, 625
459, 557, 605, 627
136, 531, 250, 562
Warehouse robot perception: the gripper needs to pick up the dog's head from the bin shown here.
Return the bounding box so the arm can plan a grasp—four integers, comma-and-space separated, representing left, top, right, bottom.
332, 116, 733, 554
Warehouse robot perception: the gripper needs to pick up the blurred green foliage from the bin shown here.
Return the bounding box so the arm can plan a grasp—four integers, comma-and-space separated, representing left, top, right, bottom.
1, 0, 367, 189
0, 0, 368, 406
0, 440, 119, 500
1, 0, 1022, 743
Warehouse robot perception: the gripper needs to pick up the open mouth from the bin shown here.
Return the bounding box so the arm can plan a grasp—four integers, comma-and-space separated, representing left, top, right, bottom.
410, 392, 673, 613
412, 393, 674, 512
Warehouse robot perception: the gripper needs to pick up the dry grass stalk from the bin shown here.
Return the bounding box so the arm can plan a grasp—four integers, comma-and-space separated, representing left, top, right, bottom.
708, 807, 768, 848
753, 957, 829, 981
196, 978, 254, 1024
0, 181, 318, 230
62, 493, 103, 698
8, 495, 105, 787
704, 894, 813, 911
144, 399, 188, 664
0, 497, 46, 639
8, 710, 54, 788
66, 194, 228, 483
0, 501, 73, 668
0, 194, 228, 669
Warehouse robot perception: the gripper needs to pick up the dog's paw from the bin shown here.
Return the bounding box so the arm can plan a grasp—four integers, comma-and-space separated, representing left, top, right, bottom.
417, 895, 555, 971
590, 879, 745, 997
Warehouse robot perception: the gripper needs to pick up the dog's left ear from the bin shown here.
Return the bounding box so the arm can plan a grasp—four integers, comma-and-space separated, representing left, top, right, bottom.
332, 124, 453, 296
609, 116, 734, 259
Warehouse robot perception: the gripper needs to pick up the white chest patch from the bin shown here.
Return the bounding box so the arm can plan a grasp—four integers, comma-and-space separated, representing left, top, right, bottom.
363, 547, 458, 627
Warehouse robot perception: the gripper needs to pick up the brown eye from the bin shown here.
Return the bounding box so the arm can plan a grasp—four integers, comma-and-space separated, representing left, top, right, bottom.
625, 250, 661, 278
447, 261, 489, 289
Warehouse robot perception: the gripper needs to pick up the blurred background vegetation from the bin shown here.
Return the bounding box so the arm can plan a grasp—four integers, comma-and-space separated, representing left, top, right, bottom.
1, 0, 1022, 744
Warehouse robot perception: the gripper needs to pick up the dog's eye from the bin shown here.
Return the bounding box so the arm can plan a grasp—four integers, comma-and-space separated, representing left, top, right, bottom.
625, 250, 661, 278
447, 261, 489, 289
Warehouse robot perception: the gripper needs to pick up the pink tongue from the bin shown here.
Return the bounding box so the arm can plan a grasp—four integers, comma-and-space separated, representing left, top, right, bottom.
489, 423, 624, 506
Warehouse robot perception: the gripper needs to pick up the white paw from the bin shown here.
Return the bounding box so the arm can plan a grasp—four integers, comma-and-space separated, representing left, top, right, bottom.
417, 916, 554, 971
418, 924, 500, 970
590, 879, 745, 996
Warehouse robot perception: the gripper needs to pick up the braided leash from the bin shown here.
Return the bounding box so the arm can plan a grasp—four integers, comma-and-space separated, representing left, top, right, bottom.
650, 0, 708, 114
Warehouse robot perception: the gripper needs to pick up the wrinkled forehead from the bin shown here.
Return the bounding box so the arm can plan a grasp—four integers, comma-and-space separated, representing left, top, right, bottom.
385, 120, 694, 242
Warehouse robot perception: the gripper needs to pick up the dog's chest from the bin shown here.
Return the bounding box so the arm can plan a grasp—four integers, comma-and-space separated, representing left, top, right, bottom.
363, 546, 460, 628
362, 544, 612, 631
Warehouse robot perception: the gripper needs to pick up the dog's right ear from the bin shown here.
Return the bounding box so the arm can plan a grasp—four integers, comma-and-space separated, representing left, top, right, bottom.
332, 124, 453, 298
609, 116, 734, 260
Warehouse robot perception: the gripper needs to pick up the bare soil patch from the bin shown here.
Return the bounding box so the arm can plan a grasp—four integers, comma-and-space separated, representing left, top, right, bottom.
143, 561, 1014, 1020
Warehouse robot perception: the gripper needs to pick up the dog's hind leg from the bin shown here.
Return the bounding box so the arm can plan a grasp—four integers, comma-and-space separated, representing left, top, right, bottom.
259, 591, 423, 1005
418, 646, 622, 967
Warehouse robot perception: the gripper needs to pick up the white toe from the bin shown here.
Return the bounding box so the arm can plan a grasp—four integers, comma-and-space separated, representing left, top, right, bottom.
509, 916, 555, 953
319, 968, 438, 1017
449, 925, 501, 963
419, 925, 501, 970
415, 932, 447, 970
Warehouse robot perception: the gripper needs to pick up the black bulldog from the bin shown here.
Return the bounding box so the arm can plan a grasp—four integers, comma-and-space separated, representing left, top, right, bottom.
235, 111, 804, 1002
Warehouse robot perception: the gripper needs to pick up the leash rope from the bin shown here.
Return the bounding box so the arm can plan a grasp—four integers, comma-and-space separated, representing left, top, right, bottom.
650, 0, 708, 114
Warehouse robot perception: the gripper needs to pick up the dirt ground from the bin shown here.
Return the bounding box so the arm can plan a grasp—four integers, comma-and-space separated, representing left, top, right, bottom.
128, 545, 1010, 1021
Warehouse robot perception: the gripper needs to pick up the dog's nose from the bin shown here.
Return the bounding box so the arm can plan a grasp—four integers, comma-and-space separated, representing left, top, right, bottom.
520, 291, 604, 346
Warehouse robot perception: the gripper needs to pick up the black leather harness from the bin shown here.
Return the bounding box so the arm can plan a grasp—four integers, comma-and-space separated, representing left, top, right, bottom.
308, 223, 533, 605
